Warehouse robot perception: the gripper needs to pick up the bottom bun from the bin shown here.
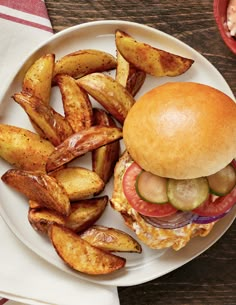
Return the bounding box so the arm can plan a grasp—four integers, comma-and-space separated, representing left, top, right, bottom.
110, 151, 215, 251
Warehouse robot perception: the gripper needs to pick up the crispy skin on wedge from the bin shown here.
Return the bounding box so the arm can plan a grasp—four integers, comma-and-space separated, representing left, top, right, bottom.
65, 196, 108, 232
13, 92, 73, 146
28, 208, 65, 234
116, 50, 146, 96
28, 196, 108, 234
0, 124, 54, 172
80, 225, 142, 253
77, 73, 135, 124
115, 30, 194, 77
46, 126, 122, 172
50, 167, 104, 201
53, 49, 117, 80
29, 200, 43, 209
56, 74, 93, 132
48, 224, 126, 275
23, 53, 55, 105
2, 169, 70, 216
92, 108, 120, 185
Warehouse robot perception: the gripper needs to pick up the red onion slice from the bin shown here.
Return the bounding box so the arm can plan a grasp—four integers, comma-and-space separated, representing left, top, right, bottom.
141, 208, 231, 229
192, 210, 229, 224
141, 211, 195, 229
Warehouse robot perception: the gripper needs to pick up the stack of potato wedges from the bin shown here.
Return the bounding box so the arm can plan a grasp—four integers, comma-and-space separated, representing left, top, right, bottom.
0, 30, 194, 275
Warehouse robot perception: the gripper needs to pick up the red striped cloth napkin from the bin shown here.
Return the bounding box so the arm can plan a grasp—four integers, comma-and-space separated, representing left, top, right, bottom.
0, 1, 120, 305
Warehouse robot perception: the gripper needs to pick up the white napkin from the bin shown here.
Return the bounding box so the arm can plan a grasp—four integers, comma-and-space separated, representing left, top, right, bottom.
0, 2, 120, 305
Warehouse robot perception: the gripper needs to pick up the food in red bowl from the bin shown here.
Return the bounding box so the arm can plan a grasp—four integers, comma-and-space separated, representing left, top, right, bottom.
214, 0, 236, 54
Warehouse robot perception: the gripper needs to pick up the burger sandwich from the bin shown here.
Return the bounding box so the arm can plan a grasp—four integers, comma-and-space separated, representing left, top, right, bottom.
111, 82, 236, 250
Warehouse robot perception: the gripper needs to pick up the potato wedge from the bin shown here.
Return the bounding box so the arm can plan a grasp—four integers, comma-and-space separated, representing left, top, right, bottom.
29, 200, 42, 209
116, 50, 146, 96
115, 30, 194, 77
80, 225, 142, 253
0, 124, 54, 172
77, 73, 135, 124
23, 53, 55, 105
92, 108, 120, 184
49, 224, 126, 274
46, 126, 122, 172
13, 92, 73, 146
28, 208, 65, 234
65, 196, 108, 232
50, 167, 104, 201
56, 74, 93, 132
1, 169, 70, 216
127, 70, 146, 97
53, 49, 117, 80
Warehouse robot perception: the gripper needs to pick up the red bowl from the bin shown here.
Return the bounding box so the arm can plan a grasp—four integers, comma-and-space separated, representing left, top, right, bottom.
213, 0, 236, 54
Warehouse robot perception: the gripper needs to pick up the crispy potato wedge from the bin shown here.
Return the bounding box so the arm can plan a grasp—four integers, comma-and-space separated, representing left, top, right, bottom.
13, 92, 73, 146
28, 196, 107, 233
115, 30, 194, 77
116, 50, 146, 96
1, 169, 70, 216
92, 108, 120, 184
53, 49, 117, 80
28, 208, 65, 234
80, 225, 142, 253
49, 224, 126, 274
29, 200, 42, 209
65, 196, 108, 232
46, 126, 122, 172
127, 69, 146, 96
56, 74, 93, 132
0, 124, 54, 172
52, 111, 74, 140
77, 72, 135, 124
22, 53, 55, 105
50, 167, 104, 201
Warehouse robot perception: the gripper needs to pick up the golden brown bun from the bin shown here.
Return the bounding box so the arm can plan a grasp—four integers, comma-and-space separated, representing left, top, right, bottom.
123, 82, 236, 179
110, 151, 215, 250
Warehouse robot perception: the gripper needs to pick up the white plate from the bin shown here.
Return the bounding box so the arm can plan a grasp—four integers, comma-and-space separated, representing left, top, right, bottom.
0, 20, 235, 287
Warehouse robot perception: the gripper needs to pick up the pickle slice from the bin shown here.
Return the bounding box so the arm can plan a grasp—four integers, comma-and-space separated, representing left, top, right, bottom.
167, 177, 209, 211
207, 164, 236, 196
135, 170, 168, 204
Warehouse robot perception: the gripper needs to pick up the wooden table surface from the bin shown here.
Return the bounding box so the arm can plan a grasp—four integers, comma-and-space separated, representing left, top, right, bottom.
44, 1, 236, 304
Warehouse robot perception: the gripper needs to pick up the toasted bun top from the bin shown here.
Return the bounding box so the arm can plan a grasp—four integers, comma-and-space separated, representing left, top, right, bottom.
123, 82, 236, 179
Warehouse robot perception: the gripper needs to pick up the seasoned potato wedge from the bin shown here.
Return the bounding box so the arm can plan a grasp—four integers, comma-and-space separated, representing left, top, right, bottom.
29, 200, 43, 209
53, 49, 117, 80
22, 53, 55, 105
1, 169, 70, 216
0, 124, 54, 172
28, 208, 65, 234
46, 126, 122, 172
65, 196, 108, 232
77, 72, 135, 124
56, 74, 93, 132
92, 108, 120, 184
80, 225, 142, 253
116, 50, 146, 96
49, 224, 126, 274
50, 167, 104, 201
115, 30, 194, 77
13, 92, 73, 146
127, 70, 146, 97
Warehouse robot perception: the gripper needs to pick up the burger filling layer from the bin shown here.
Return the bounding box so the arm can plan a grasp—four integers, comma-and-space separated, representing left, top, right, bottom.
122, 160, 236, 229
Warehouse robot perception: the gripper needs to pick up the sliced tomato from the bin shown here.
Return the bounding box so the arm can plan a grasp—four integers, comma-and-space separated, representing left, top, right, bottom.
122, 162, 177, 217
193, 187, 236, 216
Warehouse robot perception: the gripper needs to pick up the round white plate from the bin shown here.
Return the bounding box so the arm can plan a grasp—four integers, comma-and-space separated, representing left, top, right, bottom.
0, 20, 235, 287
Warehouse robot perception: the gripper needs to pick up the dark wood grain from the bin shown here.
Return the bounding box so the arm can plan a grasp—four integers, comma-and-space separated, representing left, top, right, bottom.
44, 1, 236, 304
